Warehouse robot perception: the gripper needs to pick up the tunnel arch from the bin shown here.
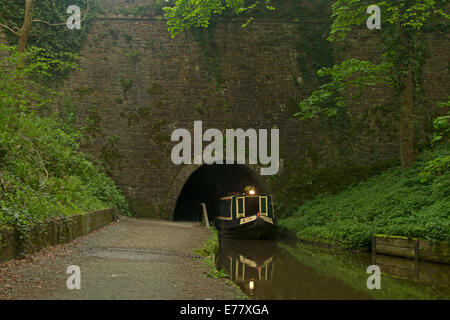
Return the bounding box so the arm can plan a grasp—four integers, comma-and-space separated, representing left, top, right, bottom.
173, 164, 268, 222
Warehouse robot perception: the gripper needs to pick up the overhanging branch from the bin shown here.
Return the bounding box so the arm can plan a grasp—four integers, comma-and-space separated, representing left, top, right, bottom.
0, 23, 19, 36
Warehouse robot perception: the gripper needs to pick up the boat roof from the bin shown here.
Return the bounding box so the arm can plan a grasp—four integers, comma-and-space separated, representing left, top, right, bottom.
218, 194, 271, 201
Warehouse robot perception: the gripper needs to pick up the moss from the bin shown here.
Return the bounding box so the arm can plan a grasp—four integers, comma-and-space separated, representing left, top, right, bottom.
192, 23, 223, 87
131, 201, 171, 219
374, 234, 417, 240
84, 105, 102, 138
148, 120, 170, 146
108, 28, 120, 40
122, 31, 132, 43
125, 49, 140, 62
96, 32, 108, 42
136, 106, 151, 118
72, 87, 94, 96
150, 159, 162, 169
120, 77, 133, 100
100, 135, 122, 174
147, 83, 163, 95
194, 102, 205, 114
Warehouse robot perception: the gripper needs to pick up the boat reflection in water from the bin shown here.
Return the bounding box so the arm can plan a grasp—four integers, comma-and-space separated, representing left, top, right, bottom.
217, 238, 450, 299
217, 239, 276, 297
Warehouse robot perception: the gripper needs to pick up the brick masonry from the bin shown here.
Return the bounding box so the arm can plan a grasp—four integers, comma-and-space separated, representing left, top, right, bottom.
59, 0, 449, 219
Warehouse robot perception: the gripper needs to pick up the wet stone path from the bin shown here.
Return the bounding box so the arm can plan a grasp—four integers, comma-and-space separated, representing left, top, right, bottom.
0, 218, 241, 300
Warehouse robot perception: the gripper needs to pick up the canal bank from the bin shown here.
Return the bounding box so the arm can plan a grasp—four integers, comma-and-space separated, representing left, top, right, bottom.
276, 144, 450, 258
0, 218, 242, 299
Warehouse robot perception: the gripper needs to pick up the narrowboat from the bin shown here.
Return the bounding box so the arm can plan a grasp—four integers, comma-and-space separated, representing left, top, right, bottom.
214, 186, 276, 239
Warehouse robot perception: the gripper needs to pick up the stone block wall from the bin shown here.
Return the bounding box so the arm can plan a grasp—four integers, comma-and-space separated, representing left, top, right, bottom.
60, 0, 449, 218
0, 209, 114, 263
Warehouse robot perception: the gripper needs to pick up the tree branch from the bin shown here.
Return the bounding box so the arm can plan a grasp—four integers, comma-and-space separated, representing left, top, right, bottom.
0, 23, 19, 36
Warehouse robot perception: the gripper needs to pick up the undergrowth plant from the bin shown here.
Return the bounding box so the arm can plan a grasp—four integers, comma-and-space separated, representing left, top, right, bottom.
0, 44, 129, 239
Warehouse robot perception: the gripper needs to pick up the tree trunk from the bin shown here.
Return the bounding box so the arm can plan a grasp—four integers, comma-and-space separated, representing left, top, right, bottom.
18, 0, 34, 52
399, 65, 416, 167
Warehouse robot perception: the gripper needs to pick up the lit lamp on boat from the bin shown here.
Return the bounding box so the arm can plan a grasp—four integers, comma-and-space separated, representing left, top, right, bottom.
249, 279, 255, 291
245, 186, 256, 195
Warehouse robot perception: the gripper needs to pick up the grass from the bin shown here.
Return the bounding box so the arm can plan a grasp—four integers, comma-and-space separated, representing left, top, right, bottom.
278, 143, 450, 250
194, 228, 228, 278
194, 228, 248, 299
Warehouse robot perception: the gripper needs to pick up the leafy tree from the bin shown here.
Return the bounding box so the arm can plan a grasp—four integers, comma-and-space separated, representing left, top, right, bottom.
0, 0, 96, 52
296, 0, 449, 167
163, 0, 274, 37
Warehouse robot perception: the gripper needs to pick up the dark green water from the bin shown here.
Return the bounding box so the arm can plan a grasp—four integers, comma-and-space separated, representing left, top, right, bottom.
216, 238, 450, 300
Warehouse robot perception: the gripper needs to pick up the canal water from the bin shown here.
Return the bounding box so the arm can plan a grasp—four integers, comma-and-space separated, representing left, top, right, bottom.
216, 238, 450, 300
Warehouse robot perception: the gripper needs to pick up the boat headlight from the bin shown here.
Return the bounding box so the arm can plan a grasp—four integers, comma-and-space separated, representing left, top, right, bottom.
245, 186, 256, 195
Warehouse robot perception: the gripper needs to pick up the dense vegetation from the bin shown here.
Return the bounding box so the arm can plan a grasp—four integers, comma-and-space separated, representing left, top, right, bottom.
279, 143, 450, 249
0, 45, 129, 237
0, 0, 98, 79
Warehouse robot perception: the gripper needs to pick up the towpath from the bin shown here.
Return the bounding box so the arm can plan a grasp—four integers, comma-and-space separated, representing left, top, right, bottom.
0, 217, 241, 300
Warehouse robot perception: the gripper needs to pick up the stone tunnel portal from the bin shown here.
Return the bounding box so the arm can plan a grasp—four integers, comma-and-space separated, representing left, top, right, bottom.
173, 164, 267, 222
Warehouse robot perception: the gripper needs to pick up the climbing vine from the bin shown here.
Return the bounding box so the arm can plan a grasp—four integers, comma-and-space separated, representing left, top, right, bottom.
192, 23, 223, 87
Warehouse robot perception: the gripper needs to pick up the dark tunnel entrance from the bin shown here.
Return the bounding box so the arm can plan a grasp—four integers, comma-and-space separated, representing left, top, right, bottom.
174, 164, 267, 222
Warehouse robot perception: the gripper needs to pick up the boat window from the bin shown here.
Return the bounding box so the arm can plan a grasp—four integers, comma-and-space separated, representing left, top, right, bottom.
219, 200, 231, 217
236, 197, 245, 218
245, 197, 259, 216
259, 196, 268, 216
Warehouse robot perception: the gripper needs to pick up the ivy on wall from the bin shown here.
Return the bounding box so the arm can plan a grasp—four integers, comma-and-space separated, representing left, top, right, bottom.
192, 23, 223, 87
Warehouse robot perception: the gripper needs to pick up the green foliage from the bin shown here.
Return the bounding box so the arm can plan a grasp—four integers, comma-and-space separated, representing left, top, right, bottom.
419, 99, 450, 181
192, 25, 223, 86
432, 99, 450, 144
0, 0, 98, 80
295, 59, 392, 120
194, 228, 219, 257
296, 0, 449, 124
270, 158, 398, 218
0, 45, 129, 237
163, 0, 275, 37
329, 0, 449, 42
120, 77, 133, 99
194, 228, 228, 278
278, 144, 450, 249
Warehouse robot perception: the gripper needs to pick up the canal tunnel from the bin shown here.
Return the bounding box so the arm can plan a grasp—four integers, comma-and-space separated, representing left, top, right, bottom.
173, 164, 267, 222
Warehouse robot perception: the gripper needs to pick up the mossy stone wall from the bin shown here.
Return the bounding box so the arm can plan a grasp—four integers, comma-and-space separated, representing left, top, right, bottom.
62, 0, 449, 218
